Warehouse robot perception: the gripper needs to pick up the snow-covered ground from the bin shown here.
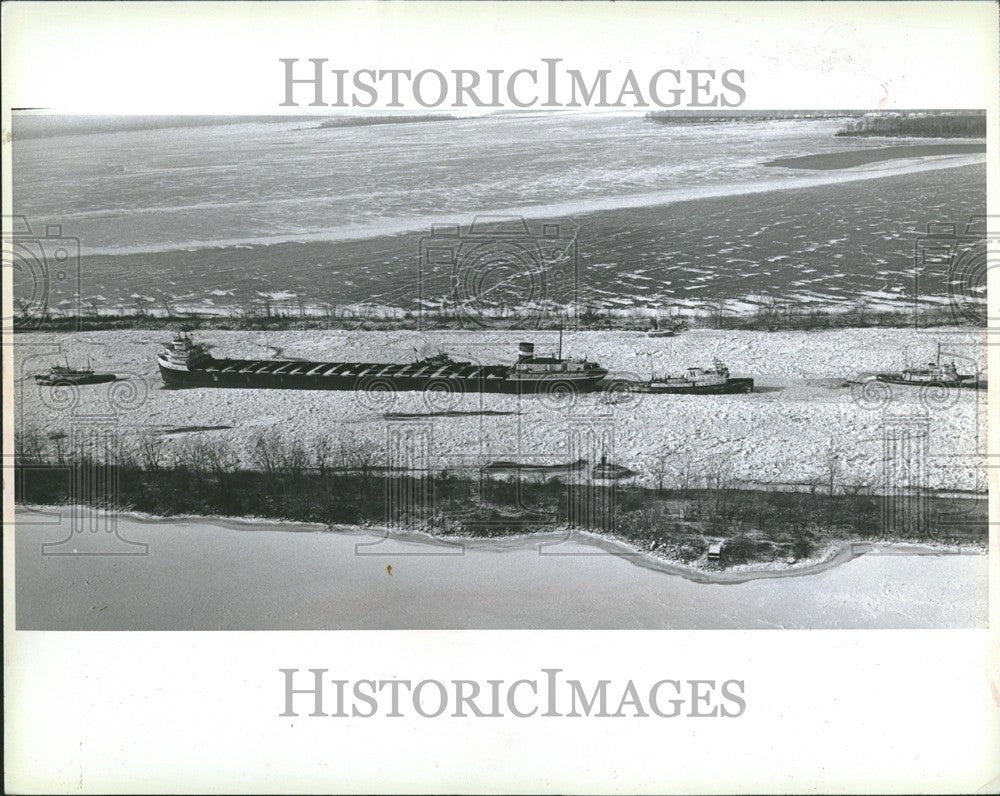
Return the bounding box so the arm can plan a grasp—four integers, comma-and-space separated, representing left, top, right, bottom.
14, 509, 987, 629
14, 327, 988, 492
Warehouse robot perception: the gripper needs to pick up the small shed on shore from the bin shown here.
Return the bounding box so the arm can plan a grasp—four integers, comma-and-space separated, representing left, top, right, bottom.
707, 542, 724, 562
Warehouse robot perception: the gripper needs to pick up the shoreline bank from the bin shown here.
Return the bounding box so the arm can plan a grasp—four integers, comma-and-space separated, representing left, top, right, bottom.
11, 301, 981, 333
15, 504, 986, 586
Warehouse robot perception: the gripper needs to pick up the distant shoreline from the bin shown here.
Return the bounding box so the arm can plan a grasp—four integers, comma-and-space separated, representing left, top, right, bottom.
314, 114, 458, 129
765, 143, 986, 170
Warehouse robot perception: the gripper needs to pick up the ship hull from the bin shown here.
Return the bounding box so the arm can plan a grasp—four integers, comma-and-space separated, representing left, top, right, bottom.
35, 374, 117, 387
874, 375, 983, 389
637, 377, 754, 395
158, 359, 606, 395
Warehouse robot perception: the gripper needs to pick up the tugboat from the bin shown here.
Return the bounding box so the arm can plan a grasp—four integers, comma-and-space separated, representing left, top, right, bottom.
638, 358, 754, 395
874, 344, 983, 389
34, 359, 116, 387
157, 333, 608, 394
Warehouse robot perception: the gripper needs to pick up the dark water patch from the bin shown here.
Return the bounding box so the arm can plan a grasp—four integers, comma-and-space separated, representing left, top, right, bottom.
803, 378, 852, 390
483, 459, 589, 474
765, 144, 985, 170
157, 425, 233, 436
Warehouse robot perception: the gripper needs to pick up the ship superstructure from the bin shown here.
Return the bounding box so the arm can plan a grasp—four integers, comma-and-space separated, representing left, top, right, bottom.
34, 359, 116, 386
638, 358, 754, 394
873, 344, 982, 389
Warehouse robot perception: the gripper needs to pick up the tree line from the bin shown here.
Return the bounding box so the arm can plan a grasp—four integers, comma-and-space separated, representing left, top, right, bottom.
14, 426, 986, 568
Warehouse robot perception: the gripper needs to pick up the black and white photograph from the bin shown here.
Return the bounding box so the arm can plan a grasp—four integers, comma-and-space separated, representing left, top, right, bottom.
10, 77, 990, 632
3, 2, 997, 793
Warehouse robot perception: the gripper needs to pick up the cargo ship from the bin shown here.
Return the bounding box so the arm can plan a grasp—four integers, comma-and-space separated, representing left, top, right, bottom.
157, 334, 608, 394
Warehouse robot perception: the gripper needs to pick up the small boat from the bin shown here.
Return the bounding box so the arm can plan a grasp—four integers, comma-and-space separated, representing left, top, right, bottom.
591, 454, 637, 480
638, 358, 754, 395
645, 317, 685, 338
482, 458, 588, 476
873, 344, 983, 389
34, 363, 116, 386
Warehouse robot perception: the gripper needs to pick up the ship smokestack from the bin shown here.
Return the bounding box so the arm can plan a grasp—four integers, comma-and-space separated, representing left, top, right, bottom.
518, 342, 535, 358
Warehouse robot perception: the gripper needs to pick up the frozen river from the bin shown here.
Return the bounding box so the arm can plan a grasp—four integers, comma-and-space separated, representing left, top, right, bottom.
14, 509, 987, 630
14, 328, 989, 494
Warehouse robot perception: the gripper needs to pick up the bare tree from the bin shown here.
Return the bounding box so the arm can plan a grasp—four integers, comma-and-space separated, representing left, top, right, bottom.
355, 440, 378, 478
238, 298, 260, 322
706, 458, 735, 518
203, 440, 238, 478
649, 455, 669, 495
312, 434, 335, 476
824, 438, 841, 497
754, 296, 781, 331
852, 299, 870, 327
338, 431, 358, 470
110, 436, 138, 469
248, 429, 282, 477
16, 427, 47, 465
280, 440, 310, 479
710, 298, 727, 330
138, 432, 166, 471
175, 439, 213, 474
48, 431, 68, 465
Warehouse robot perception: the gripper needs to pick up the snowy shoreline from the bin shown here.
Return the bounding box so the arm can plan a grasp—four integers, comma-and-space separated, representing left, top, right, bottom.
15, 503, 986, 587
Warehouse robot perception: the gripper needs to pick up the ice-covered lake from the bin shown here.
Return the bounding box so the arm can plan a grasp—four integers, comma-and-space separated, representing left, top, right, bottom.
11, 113, 986, 314
15, 114, 974, 256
